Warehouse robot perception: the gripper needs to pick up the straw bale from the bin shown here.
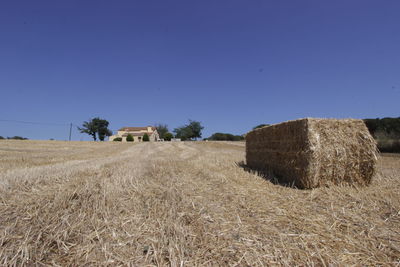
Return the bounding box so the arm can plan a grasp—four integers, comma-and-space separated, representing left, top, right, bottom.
246, 118, 378, 189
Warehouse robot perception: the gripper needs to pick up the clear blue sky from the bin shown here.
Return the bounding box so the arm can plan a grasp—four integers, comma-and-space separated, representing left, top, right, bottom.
0, 0, 399, 140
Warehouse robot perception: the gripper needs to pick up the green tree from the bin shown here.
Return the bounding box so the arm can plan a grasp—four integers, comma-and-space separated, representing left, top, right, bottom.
126, 134, 134, 142
364, 117, 400, 153
143, 133, 150, 142
78, 120, 97, 141
164, 132, 173, 141
173, 126, 192, 141
155, 123, 169, 139
364, 119, 380, 136
364, 117, 400, 138
94, 118, 112, 141
173, 120, 204, 141
0, 136, 4, 140
78, 117, 112, 141
187, 120, 204, 140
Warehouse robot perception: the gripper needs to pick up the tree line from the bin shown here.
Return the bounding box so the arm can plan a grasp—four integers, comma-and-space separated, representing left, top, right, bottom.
363, 117, 400, 138
155, 120, 204, 141
364, 117, 400, 153
0, 136, 28, 140
204, 133, 244, 141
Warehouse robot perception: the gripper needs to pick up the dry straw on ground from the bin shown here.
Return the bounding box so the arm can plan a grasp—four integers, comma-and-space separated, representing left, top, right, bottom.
246, 118, 378, 188
0, 140, 399, 265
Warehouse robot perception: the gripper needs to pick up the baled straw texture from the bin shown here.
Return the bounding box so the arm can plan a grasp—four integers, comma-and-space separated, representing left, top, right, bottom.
246, 118, 378, 189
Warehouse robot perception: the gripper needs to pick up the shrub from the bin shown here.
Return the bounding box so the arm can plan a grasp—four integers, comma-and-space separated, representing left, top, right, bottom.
143, 133, 150, 142
7, 136, 28, 140
113, 137, 122, 142
164, 132, 173, 141
0, 136, 4, 140
126, 134, 134, 142
207, 132, 244, 141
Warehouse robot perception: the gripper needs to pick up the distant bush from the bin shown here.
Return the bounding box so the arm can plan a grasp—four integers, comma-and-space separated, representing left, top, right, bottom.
207, 132, 244, 141
126, 134, 134, 142
7, 136, 28, 140
113, 137, 122, 142
164, 132, 173, 141
143, 133, 150, 142
0, 136, 4, 139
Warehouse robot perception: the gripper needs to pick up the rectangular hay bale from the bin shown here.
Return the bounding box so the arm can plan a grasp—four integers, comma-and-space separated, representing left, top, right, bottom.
245, 118, 378, 189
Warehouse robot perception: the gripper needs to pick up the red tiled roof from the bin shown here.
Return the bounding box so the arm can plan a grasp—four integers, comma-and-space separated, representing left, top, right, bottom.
122, 132, 153, 137
119, 126, 156, 132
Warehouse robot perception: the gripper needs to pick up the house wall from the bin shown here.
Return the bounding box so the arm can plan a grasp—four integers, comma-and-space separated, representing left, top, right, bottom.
109, 129, 159, 142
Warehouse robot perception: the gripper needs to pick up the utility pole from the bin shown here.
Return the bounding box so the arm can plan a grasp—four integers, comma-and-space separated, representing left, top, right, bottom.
69, 123, 72, 141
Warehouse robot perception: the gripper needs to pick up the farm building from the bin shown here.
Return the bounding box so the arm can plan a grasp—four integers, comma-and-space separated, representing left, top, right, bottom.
109, 126, 160, 142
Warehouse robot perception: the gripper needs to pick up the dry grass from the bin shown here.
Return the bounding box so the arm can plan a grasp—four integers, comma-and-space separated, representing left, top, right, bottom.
0, 140, 128, 173
0, 140, 399, 266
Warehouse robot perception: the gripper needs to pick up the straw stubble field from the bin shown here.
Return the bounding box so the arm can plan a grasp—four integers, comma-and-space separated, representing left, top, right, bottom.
0, 140, 399, 266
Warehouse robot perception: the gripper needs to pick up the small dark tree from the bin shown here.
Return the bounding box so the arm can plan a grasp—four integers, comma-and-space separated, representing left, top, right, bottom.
98, 128, 113, 141
187, 120, 204, 140
113, 137, 122, 142
0, 136, 4, 139
173, 126, 192, 141
126, 134, 134, 142
78, 117, 112, 141
164, 132, 173, 141
143, 133, 150, 142
173, 119, 204, 141
155, 124, 169, 140
78, 120, 98, 141
94, 118, 112, 141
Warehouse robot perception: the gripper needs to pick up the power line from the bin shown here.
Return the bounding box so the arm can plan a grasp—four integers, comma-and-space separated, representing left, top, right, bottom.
0, 119, 83, 141
0, 119, 70, 126
0, 119, 117, 140
0, 119, 116, 132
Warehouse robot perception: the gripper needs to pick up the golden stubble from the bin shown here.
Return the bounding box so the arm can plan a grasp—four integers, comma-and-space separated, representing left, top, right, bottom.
0, 140, 399, 266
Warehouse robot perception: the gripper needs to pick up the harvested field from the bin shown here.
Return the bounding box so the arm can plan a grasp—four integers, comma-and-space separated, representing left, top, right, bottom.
0, 140, 399, 265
